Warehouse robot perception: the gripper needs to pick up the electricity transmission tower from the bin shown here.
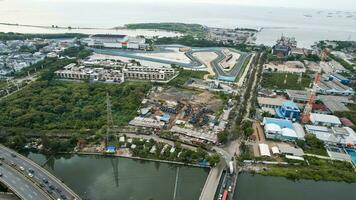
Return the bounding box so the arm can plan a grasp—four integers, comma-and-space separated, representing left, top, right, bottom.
105, 92, 114, 149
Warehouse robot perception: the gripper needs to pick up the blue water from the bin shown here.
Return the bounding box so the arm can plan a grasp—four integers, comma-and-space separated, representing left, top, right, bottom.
346, 149, 356, 165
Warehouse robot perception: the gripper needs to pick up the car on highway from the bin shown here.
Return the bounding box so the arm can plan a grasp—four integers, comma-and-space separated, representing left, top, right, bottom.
0, 173, 3, 177
28, 168, 35, 174
10, 162, 16, 167
10, 153, 16, 157
43, 178, 49, 184
49, 185, 55, 190
0, 156, 4, 160
56, 187, 62, 193
228, 185, 232, 192
28, 173, 34, 178
19, 166, 25, 171
60, 194, 67, 200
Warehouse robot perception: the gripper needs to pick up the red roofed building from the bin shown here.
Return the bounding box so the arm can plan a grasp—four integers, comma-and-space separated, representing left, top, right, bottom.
312, 103, 330, 114
340, 117, 354, 127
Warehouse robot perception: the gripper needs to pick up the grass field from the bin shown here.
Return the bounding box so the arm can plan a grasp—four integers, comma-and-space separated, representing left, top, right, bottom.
261, 73, 312, 90
168, 69, 208, 87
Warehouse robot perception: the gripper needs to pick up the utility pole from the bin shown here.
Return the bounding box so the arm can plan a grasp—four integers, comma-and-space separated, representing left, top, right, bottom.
105, 92, 114, 149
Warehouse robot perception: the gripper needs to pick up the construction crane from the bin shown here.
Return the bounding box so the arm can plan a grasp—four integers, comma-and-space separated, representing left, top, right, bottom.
105, 92, 114, 149
301, 72, 321, 124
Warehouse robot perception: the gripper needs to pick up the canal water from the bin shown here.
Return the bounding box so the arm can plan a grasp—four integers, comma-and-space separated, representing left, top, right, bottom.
235, 173, 356, 200
26, 153, 209, 200
25, 153, 356, 200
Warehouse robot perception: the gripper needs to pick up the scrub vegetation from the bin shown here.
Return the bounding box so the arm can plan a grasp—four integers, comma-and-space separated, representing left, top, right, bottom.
125, 23, 207, 37
261, 72, 312, 90
260, 156, 356, 183
168, 69, 208, 87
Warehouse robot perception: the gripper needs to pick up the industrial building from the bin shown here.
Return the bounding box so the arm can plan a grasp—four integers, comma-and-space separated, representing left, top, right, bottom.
272, 45, 291, 57
286, 90, 353, 113
259, 144, 271, 157
257, 97, 286, 116
316, 79, 354, 96
271, 36, 296, 57
85, 34, 148, 50
171, 126, 218, 144
305, 125, 356, 146
309, 113, 342, 127
262, 117, 305, 141
276, 143, 305, 157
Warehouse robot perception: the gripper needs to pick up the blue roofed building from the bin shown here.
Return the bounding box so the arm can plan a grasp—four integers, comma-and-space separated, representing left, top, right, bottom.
106, 146, 116, 153
160, 113, 171, 123
218, 76, 235, 82
275, 101, 301, 121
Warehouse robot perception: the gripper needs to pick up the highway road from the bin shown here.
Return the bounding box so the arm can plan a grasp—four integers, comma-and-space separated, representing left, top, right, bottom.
0, 145, 81, 200
0, 162, 49, 200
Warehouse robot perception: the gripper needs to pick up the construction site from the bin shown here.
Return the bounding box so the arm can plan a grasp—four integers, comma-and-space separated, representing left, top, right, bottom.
129, 86, 231, 144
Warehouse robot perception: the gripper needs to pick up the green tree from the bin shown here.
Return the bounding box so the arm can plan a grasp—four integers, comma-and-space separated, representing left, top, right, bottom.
207, 154, 220, 166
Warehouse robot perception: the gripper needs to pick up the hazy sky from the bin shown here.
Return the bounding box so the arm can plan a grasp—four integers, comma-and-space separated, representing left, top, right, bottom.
45, 0, 356, 10
1, 0, 356, 10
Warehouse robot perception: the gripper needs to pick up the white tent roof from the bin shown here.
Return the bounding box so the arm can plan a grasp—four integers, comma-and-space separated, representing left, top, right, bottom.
271, 146, 280, 154
259, 144, 271, 157
281, 128, 298, 138
265, 123, 282, 133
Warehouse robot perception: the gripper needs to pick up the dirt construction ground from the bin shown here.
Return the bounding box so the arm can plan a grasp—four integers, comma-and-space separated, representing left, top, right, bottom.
150, 87, 223, 113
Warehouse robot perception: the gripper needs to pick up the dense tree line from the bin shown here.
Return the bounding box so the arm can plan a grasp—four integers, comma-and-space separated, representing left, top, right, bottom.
0, 81, 151, 131
126, 23, 207, 35
155, 35, 253, 52
0, 32, 87, 41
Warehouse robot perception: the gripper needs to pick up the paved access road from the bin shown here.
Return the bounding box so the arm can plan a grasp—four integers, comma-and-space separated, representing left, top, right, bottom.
0, 145, 81, 200
0, 162, 49, 200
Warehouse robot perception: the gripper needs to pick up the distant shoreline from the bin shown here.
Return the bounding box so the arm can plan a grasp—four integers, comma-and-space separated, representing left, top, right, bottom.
0, 22, 126, 31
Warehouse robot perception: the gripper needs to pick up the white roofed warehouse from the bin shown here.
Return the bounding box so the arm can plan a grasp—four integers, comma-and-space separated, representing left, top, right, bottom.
259, 144, 271, 157
309, 113, 341, 127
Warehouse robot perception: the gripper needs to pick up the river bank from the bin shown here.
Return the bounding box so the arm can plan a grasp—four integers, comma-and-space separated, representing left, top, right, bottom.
62, 151, 211, 169
235, 172, 356, 200
239, 155, 356, 183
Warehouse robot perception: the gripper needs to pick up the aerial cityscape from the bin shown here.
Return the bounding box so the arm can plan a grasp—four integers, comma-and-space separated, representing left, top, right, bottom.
0, 0, 355, 200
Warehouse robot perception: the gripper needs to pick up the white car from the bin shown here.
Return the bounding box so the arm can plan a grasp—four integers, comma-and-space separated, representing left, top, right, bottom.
28, 173, 34, 178
19, 166, 25, 171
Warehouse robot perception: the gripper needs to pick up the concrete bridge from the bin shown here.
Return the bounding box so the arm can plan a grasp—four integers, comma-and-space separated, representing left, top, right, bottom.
0, 145, 81, 200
